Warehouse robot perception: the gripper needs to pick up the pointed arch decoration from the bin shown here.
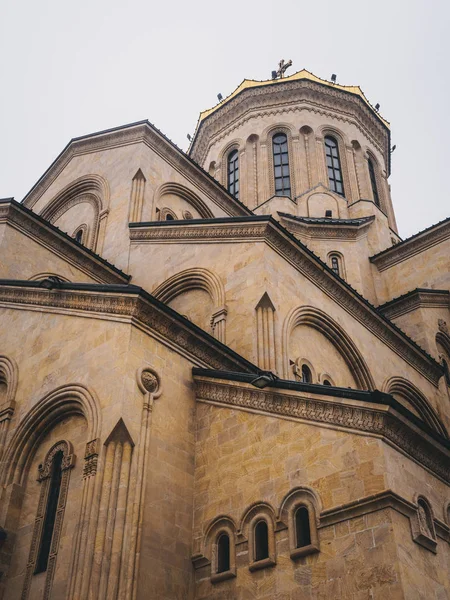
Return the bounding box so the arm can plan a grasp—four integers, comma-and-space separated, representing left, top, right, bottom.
154, 182, 214, 219
383, 377, 448, 438
152, 268, 227, 342
282, 306, 375, 390
255, 293, 277, 372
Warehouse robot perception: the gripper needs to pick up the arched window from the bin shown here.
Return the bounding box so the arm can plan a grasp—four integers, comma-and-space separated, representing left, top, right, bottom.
227, 149, 239, 199
254, 520, 269, 561
331, 256, 340, 276
368, 158, 380, 207
301, 364, 312, 384
323, 379, 331, 386
295, 506, 312, 548
165, 213, 174, 221
74, 229, 83, 243
273, 133, 291, 196
217, 533, 230, 573
325, 136, 345, 196
35, 450, 64, 573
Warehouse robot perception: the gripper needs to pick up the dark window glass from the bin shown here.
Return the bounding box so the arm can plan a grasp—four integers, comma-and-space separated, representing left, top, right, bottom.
301, 364, 312, 384
217, 533, 230, 573
295, 506, 311, 548
35, 451, 63, 574
165, 214, 174, 221
331, 256, 340, 276
272, 133, 291, 196
75, 230, 83, 243
368, 159, 380, 207
227, 149, 239, 199
323, 380, 331, 386
324, 136, 345, 196
254, 520, 269, 561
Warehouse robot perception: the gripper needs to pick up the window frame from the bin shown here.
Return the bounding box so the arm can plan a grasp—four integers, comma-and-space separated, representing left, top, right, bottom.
368, 157, 380, 207
209, 523, 237, 584
324, 135, 345, 197
227, 149, 240, 200
272, 132, 292, 197
248, 514, 276, 572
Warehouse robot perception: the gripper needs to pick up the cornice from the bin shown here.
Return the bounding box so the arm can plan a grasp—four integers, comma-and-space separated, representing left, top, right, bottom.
278, 213, 374, 241
379, 289, 450, 320
129, 217, 442, 385
319, 489, 450, 543
22, 121, 251, 219
370, 217, 450, 271
190, 81, 390, 171
0, 282, 256, 374
0, 200, 129, 284
194, 377, 450, 484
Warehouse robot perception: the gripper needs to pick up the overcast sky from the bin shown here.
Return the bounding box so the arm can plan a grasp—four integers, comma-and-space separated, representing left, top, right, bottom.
1, 0, 448, 238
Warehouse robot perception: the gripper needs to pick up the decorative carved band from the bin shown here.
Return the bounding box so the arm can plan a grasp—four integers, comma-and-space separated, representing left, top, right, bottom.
379, 290, 450, 320
83, 438, 99, 478
0, 284, 254, 374
370, 218, 450, 271
194, 378, 450, 484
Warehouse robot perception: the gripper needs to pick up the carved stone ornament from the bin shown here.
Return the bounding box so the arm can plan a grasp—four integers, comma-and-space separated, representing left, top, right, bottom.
438, 319, 449, 336
136, 366, 162, 399
410, 498, 437, 553
141, 370, 159, 394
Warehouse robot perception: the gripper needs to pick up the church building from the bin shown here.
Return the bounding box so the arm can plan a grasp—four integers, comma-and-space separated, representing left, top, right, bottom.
0, 65, 449, 599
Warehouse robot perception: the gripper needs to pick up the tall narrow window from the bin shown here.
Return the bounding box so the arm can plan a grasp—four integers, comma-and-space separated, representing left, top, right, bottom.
227, 149, 239, 199
301, 364, 312, 384
368, 158, 380, 207
254, 520, 269, 561
331, 256, 340, 276
74, 229, 83, 243
325, 136, 345, 196
217, 533, 230, 573
295, 506, 311, 548
273, 133, 291, 196
35, 450, 64, 574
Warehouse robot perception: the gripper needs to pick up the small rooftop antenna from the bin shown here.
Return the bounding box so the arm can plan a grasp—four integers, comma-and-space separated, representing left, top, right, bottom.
217, 93, 223, 102
331, 73, 337, 83
375, 103, 380, 111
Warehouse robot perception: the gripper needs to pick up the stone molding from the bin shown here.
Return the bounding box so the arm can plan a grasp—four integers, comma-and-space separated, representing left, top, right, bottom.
0, 284, 255, 374
194, 377, 450, 484
0, 200, 129, 284
278, 213, 374, 241
130, 218, 442, 385
319, 489, 449, 545
370, 217, 450, 271
190, 81, 389, 169
22, 122, 251, 219
378, 289, 450, 320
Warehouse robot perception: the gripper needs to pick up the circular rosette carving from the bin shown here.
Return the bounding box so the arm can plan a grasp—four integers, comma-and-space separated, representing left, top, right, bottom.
141, 370, 159, 393
137, 367, 162, 398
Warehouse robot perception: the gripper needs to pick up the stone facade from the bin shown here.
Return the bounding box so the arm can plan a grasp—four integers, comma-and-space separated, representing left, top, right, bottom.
0, 68, 449, 599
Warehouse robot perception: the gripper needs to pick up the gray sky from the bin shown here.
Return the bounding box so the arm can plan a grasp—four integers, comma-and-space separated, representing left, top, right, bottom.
1, 0, 448, 238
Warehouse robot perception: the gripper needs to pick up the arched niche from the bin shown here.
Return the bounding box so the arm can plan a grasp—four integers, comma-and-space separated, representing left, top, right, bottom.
40, 175, 109, 252
152, 268, 227, 342
307, 191, 340, 218
283, 306, 375, 390
383, 377, 448, 438
154, 182, 214, 221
